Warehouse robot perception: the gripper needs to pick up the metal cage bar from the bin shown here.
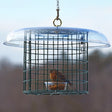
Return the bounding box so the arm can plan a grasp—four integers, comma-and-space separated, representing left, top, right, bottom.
23, 29, 88, 95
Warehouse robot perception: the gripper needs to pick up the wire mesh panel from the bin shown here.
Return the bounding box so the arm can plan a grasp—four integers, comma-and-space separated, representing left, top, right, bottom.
23, 28, 88, 95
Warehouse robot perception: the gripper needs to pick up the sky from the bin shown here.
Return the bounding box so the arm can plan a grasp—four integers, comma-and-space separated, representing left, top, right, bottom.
0, 0, 112, 64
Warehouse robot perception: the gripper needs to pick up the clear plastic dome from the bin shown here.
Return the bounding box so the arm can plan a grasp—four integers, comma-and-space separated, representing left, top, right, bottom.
4, 27, 111, 48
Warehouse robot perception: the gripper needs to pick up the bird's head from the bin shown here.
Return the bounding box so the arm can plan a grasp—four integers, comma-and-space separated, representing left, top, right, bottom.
50, 69, 58, 74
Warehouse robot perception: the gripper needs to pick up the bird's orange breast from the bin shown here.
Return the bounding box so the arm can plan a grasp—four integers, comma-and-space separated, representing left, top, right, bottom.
50, 73, 57, 81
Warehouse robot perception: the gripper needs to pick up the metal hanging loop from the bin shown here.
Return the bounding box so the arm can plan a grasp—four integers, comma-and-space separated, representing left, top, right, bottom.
53, 0, 62, 27
53, 18, 62, 27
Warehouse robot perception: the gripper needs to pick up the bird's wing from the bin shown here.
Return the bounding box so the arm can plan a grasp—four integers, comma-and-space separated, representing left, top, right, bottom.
58, 72, 66, 81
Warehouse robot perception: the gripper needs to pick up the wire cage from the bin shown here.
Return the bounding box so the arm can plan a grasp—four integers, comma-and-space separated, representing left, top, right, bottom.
23, 28, 88, 95
4, 27, 110, 95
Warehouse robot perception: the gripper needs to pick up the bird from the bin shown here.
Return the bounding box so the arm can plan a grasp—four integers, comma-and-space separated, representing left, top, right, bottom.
50, 69, 72, 86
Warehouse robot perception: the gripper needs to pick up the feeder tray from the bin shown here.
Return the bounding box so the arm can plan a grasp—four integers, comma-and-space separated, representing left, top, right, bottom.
44, 82, 67, 90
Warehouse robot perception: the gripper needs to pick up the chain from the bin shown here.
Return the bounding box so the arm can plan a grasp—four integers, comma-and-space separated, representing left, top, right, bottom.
57, 0, 59, 9
56, 0, 59, 19
53, 0, 62, 27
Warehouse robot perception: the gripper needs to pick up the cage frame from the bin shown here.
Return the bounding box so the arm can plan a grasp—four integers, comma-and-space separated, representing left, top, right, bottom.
22, 27, 89, 95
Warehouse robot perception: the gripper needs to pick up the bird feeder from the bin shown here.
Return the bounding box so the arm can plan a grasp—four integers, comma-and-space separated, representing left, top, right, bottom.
4, 0, 111, 95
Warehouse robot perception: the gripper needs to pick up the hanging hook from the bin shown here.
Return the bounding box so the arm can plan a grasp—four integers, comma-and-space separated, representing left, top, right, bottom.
53, 0, 62, 27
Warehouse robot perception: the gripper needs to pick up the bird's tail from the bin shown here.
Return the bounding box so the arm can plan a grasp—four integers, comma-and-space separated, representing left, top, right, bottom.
66, 80, 73, 86
65, 80, 77, 90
